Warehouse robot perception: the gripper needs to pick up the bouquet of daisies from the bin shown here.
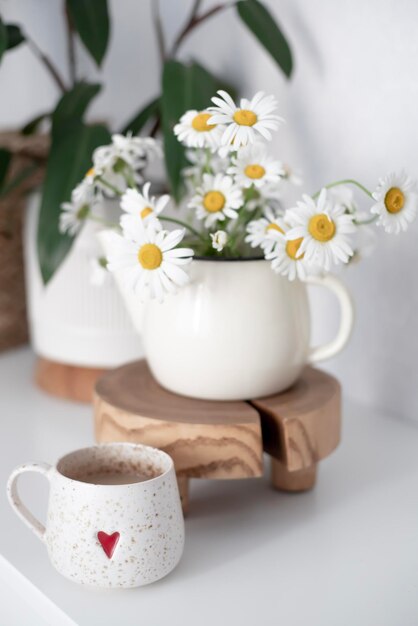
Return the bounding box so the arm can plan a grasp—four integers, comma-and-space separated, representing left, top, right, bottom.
61, 90, 418, 301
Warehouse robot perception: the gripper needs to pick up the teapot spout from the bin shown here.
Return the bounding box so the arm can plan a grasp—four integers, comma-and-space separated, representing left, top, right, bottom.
97, 229, 145, 335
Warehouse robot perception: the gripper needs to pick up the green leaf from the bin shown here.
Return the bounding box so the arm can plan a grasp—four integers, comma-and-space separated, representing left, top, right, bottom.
0, 17, 8, 63
0, 148, 11, 191
121, 97, 160, 135
236, 0, 293, 78
52, 82, 101, 139
162, 60, 234, 201
66, 0, 110, 66
37, 123, 111, 284
21, 112, 49, 135
6, 24, 24, 50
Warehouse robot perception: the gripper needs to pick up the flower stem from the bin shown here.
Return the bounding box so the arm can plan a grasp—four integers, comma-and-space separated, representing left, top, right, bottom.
313, 179, 373, 200
160, 216, 206, 241
97, 177, 124, 196
89, 214, 119, 229
125, 170, 137, 189
24, 32, 68, 93
354, 215, 378, 226
152, 0, 166, 64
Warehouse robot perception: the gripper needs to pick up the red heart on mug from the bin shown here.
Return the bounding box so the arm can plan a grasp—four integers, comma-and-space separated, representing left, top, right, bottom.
97, 531, 120, 559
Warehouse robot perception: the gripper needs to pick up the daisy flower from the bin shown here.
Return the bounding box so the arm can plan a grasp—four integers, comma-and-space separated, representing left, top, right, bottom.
245, 207, 287, 254
174, 110, 224, 150
285, 189, 356, 271
210, 230, 229, 252
188, 173, 243, 227
72, 172, 96, 205
208, 90, 283, 147
370, 171, 418, 234
93, 134, 161, 195
228, 144, 284, 188
120, 182, 169, 230
59, 183, 94, 236
106, 220, 194, 302
265, 233, 310, 281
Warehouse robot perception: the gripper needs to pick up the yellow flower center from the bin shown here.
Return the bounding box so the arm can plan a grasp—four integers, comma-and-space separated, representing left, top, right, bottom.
244, 164, 266, 179
266, 223, 284, 234
203, 191, 225, 213
140, 206, 153, 219
137, 243, 162, 270
308, 214, 336, 242
85, 167, 95, 178
233, 109, 257, 126
191, 113, 216, 132
384, 187, 405, 214
286, 237, 305, 260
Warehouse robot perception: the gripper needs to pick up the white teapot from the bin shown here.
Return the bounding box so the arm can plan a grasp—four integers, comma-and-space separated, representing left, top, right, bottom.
100, 231, 353, 401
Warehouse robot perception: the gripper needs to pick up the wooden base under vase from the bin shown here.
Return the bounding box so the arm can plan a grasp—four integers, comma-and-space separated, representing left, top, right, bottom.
35, 358, 105, 403
93, 360, 342, 514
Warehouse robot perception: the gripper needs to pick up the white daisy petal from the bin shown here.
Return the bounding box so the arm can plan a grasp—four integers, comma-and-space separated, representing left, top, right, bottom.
229, 144, 284, 189
120, 182, 166, 229
208, 90, 283, 147
284, 189, 355, 272
161, 261, 190, 286
188, 173, 243, 226
174, 109, 224, 150
245, 208, 287, 254
370, 171, 418, 234
159, 229, 185, 251
106, 221, 193, 302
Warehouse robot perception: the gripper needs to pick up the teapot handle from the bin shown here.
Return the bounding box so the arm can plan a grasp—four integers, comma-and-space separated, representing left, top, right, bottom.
305, 274, 354, 364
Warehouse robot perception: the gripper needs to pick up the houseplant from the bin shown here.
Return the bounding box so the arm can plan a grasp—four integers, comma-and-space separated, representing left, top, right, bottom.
64, 88, 417, 400
0, 1, 294, 384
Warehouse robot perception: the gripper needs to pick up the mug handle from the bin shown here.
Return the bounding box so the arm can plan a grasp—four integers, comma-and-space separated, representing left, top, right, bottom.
7, 462, 52, 542
305, 274, 354, 364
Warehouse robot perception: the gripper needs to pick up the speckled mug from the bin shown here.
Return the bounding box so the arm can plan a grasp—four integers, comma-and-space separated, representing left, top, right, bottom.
7, 443, 185, 588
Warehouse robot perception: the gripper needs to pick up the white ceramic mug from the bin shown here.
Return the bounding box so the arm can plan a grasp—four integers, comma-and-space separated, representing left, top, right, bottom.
7, 443, 184, 588
100, 230, 354, 400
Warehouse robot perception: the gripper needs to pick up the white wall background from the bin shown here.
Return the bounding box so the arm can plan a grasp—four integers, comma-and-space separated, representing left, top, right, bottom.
1, 0, 417, 420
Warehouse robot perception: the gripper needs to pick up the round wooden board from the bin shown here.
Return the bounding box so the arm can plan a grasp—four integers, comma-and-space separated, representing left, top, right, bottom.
94, 360, 264, 480
94, 360, 341, 490
251, 367, 341, 472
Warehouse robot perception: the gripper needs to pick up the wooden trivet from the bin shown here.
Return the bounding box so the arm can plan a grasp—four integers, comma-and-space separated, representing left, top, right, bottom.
94, 361, 341, 513
35, 358, 105, 403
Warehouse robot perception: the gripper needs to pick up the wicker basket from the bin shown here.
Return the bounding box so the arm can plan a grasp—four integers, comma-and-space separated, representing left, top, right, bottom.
0, 132, 48, 352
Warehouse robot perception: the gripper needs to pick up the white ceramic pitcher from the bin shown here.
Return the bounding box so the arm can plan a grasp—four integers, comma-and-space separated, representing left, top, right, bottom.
99, 231, 354, 400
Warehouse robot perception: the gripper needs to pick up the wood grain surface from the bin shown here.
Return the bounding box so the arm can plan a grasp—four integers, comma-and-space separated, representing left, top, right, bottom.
94, 360, 264, 480
252, 367, 341, 472
94, 361, 341, 496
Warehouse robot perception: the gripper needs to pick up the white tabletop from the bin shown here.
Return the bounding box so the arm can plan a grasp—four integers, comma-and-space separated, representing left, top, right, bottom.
1, 347, 418, 626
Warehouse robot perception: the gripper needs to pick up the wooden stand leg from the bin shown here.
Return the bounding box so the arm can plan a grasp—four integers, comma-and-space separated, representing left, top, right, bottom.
176, 476, 189, 516
271, 458, 317, 493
